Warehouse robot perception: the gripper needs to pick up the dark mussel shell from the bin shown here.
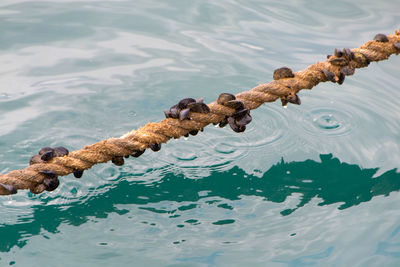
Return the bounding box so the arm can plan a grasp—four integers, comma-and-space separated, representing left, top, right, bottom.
224, 100, 244, 110
273, 67, 294, 80
112, 156, 125, 166
235, 114, 252, 127
337, 72, 345, 85
287, 93, 301, 105
179, 108, 191, 120
189, 130, 198, 136
219, 117, 228, 128
73, 169, 84, 178
322, 69, 336, 82
169, 104, 180, 119
0, 183, 17, 194
53, 146, 69, 157
343, 48, 353, 59
187, 102, 210, 113
164, 109, 173, 118
41, 150, 55, 161
178, 98, 196, 109
232, 108, 249, 119
39, 147, 54, 155
334, 48, 343, 57
43, 177, 60, 191
340, 66, 355, 76
131, 149, 145, 157
29, 154, 43, 165
217, 93, 236, 105
150, 143, 161, 152
228, 117, 246, 133
374, 33, 389, 42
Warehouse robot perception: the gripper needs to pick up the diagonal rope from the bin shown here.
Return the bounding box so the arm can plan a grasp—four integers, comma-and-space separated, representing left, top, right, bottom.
1, 30, 399, 195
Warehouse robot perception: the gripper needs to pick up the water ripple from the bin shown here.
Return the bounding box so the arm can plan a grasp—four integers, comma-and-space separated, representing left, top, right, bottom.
302, 108, 353, 137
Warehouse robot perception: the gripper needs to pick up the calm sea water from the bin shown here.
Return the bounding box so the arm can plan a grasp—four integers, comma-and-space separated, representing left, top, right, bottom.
1, 0, 400, 266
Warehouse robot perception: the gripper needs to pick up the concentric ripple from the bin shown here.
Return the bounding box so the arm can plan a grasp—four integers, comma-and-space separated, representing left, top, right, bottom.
302, 108, 353, 137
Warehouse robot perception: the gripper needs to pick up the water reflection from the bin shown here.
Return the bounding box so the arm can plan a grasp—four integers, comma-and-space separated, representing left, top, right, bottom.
376, 224, 400, 258
273, 246, 334, 266
1, 154, 399, 252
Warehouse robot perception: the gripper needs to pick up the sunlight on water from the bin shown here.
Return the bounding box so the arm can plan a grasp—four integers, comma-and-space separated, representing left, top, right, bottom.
1, 0, 400, 266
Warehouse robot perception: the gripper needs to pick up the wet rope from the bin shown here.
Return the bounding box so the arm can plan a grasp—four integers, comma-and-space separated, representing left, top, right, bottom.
1, 30, 399, 195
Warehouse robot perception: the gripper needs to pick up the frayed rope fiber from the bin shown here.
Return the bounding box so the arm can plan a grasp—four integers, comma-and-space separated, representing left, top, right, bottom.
1, 30, 400, 195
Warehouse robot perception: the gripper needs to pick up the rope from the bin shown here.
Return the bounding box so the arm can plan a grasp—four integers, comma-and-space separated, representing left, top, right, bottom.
1, 30, 399, 196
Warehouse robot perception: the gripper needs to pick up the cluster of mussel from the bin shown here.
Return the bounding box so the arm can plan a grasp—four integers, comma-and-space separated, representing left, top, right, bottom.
164, 97, 210, 120
322, 33, 395, 86
272, 67, 301, 107
164, 97, 210, 137
272, 47, 375, 107
323, 47, 363, 85
164, 94, 253, 133
26, 144, 152, 193
28, 146, 71, 192
216, 93, 252, 132
270, 33, 400, 108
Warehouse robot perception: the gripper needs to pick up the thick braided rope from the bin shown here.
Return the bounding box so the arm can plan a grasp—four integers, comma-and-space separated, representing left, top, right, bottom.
1, 30, 399, 195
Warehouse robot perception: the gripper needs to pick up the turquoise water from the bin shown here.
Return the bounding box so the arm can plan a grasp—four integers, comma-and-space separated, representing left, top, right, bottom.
1, 0, 400, 266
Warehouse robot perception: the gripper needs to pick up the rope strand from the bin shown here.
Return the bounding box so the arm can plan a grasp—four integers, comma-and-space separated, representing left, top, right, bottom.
1, 30, 399, 195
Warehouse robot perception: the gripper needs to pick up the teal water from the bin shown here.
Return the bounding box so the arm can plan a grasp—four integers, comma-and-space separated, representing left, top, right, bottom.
1, 0, 400, 266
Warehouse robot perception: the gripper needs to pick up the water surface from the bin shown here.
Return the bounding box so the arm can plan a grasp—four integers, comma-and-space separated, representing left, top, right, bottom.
1, 0, 400, 266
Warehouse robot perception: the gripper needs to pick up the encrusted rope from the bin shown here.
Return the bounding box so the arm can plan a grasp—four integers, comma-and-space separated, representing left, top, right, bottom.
1, 30, 400, 195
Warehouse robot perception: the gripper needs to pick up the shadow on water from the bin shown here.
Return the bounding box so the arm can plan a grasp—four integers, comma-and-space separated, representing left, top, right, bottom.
1, 154, 399, 252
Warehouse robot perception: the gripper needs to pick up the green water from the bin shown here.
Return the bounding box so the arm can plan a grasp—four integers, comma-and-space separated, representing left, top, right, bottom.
1, 0, 400, 266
